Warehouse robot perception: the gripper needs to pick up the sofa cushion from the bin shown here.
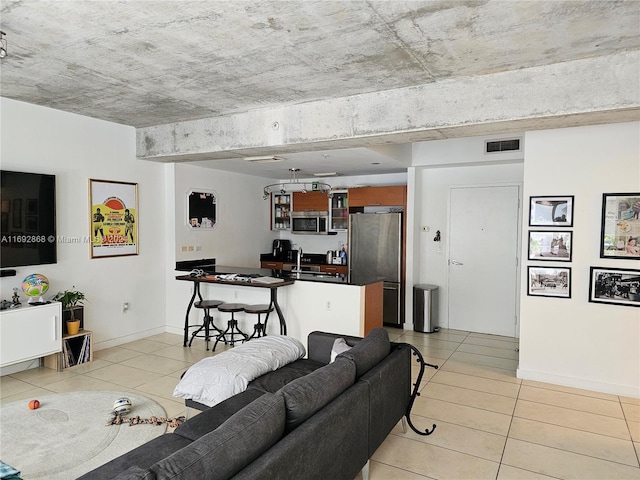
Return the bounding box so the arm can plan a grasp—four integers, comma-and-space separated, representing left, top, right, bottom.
280, 356, 356, 432
248, 358, 324, 393
174, 387, 266, 441
150, 392, 285, 480
77, 433, 192, 480
113, 466, 156, 480
337, 327, 390, 378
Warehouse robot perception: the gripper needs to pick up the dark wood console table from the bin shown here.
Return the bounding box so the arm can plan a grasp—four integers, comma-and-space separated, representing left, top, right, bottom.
176, 273, 294, 347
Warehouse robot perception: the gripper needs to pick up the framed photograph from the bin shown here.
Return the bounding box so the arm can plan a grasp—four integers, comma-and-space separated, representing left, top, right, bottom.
529, 196, 574, 227
89, 179, 138, 259
528, 231, 572, 262
589, 267, 640, 307
527, 266, 571, 298
599, 193, 640, 259
186, 189, 217, 229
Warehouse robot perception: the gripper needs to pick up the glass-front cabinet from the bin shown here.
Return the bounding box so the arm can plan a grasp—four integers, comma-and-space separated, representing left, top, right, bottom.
272, 193, 291, 230
329, 190, 348, 231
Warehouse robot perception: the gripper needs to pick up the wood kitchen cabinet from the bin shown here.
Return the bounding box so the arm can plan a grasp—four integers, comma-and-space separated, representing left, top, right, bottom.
348, 185, 406, 207
261, 260, 284, 270
292, 191, 329, 211
319, 264, 348, 275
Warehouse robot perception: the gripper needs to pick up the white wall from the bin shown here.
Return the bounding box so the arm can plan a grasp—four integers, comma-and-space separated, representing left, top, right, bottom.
0, 98, 168, 350
410, 136, 525, 329
518, 122, 640, 397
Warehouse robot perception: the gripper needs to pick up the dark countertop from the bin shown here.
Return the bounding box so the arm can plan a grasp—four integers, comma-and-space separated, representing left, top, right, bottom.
177, 265, 379, 286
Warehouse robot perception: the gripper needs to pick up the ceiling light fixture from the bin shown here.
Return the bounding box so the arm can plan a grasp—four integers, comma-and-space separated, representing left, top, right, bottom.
313, 172, 338, 177
245, 155, 285, 164
0, 31, 7, 59
262, 168, 332, 200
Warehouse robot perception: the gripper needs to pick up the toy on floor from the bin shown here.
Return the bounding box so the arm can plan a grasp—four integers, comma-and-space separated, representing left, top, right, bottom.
112, 397, 132, 415
106, 414, 186, 428
28, 399, 40, 410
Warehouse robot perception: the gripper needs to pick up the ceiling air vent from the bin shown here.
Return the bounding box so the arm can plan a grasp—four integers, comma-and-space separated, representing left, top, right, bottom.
485, 138, 521, 153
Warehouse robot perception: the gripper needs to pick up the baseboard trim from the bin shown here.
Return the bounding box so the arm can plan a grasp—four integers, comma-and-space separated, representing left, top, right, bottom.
517, 368, 640, 399
93, 326, 167, 351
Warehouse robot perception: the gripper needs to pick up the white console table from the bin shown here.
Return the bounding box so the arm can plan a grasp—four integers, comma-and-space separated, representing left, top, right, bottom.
0, 302, 62, 368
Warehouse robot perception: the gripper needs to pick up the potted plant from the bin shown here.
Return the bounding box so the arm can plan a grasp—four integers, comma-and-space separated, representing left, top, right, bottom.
52, 287, 86, 335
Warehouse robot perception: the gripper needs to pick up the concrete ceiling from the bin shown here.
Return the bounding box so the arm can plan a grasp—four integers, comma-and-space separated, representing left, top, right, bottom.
1, 0, 639, 178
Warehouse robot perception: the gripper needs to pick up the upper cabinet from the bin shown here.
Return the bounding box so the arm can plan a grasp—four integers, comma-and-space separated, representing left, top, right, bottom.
348, 185, 407, 207
329, 190, 348, 231
292, 191, 329, 212
272, 193, 291, 230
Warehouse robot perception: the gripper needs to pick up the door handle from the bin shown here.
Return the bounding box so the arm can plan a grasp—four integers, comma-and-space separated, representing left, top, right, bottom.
451, 259, 464, 265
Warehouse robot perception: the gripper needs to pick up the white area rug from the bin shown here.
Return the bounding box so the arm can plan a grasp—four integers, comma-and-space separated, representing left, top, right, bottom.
0, 391, 167, 480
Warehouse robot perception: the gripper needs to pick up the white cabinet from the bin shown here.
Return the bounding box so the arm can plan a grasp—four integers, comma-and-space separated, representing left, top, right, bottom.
0, 302, 62, 367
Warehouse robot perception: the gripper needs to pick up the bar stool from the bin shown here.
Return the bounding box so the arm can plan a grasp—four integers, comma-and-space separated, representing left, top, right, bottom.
188, 300, 224, 351
244, 304, 273, 339
214, 303, 248, 350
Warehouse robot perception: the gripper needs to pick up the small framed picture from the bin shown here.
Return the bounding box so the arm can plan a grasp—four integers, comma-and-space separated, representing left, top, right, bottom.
599, 193, 640, 259
527, 266, 571, 298
528, 231, 572, 262
529, 196, 574, 227
589, 267, 640, 307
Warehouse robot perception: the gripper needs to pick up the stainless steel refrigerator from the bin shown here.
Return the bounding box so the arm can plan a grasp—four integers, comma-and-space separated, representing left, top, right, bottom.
348, 212, 403, 326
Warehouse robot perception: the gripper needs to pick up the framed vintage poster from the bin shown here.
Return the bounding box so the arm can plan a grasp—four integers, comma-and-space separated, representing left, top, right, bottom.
529, 196, 574, 227
186, 189, 217, 229
89, 179, 138, 258
527, 266, 571, 298
589, 267, 640, 307
528, 231, 572, 262
599, 193, 640, 259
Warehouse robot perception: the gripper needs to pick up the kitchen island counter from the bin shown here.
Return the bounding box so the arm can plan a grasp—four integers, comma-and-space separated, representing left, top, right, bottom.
175, 265, 384, 345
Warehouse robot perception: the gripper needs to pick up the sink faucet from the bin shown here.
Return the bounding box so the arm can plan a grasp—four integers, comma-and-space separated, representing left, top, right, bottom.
296, 247, 302, 276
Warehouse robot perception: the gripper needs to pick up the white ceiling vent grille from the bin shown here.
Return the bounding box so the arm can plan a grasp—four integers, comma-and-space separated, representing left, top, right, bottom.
485, 138, 521, 153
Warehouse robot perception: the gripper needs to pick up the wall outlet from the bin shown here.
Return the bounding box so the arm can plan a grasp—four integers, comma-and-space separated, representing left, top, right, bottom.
326, 300, 331, 311
234, 291, 238, 299
122, 302, 129, 313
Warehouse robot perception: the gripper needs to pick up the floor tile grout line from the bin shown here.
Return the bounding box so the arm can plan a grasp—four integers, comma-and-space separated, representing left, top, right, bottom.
619, 395, 640, 467
431, 369, 523, 388
495, 380, 523, 480
504, 436, 640, 470
418, 392, 515, 418
428, 379, 520, 400
516, 397, 629, 421
408, 410, 510, 439
511, 412, 636, 442
388, 428, 503, 467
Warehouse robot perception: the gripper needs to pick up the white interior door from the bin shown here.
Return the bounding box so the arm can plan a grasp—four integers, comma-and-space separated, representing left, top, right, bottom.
448, 186, 520, 336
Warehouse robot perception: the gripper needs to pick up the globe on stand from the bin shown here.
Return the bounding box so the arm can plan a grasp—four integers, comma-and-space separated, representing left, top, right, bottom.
21, 274, 50, 304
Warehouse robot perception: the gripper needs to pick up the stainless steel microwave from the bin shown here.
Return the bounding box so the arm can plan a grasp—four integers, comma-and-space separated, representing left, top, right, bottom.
291, 211, 328, 234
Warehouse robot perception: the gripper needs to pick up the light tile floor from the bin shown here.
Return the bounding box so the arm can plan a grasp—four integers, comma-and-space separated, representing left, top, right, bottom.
1, 328, 638, 480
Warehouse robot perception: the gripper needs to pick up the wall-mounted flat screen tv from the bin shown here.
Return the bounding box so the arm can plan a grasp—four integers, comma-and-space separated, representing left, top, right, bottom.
1, 170, 57, 268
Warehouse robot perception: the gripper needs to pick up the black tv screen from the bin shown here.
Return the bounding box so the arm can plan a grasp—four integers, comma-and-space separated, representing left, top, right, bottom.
1, 170, 57, 268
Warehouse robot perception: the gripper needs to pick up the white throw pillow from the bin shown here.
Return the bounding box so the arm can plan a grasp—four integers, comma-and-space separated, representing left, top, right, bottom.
330, 337, 352, 363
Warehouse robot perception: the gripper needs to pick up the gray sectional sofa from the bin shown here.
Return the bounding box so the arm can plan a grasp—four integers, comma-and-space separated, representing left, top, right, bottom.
81, 328, 426, 480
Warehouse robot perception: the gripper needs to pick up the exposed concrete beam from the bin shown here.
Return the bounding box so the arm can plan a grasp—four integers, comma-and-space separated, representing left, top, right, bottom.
137, 52, 640, 162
